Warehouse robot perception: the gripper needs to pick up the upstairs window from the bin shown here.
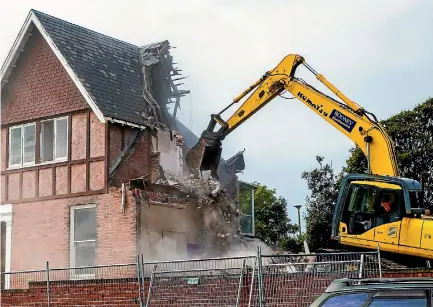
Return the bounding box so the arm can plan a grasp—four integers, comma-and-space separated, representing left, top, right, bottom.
40, 117, 68, 162
9, 123, 36, 167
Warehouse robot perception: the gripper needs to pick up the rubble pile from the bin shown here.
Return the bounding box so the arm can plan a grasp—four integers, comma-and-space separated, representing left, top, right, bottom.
155, 170, 245, 256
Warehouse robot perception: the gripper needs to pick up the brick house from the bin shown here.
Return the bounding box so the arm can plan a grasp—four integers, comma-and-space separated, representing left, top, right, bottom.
0, 9, 250, 284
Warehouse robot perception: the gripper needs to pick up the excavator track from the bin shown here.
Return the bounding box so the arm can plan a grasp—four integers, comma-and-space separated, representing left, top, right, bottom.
315, 247, 431, 270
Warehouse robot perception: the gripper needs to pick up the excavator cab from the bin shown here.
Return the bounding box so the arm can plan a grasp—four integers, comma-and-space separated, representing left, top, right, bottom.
331, 174, 429, 253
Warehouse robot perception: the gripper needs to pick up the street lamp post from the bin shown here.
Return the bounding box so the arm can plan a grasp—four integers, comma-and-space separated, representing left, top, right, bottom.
294, 205, 302, 236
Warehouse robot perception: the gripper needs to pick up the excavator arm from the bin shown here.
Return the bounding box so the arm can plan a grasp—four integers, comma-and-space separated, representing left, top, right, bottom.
186, 54, 399, 179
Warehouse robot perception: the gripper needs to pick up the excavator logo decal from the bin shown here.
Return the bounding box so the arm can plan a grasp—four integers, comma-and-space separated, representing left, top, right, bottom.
297, 92, 329, 117
330, 109, 357, 133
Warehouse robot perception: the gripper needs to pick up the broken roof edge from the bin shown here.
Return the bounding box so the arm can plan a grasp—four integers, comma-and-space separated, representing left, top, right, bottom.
1, 10, 106, 124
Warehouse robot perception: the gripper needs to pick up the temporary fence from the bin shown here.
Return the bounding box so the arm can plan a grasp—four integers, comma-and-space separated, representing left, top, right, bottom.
1, 248, 382, 307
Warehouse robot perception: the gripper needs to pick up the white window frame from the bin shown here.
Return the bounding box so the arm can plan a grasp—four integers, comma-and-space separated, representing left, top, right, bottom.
70, 204, 96, 279
8, 123, 36, 168
40, 116, 68, 164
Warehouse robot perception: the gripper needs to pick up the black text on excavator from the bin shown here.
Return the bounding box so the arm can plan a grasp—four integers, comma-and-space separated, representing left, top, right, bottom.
185, 54, 432, 263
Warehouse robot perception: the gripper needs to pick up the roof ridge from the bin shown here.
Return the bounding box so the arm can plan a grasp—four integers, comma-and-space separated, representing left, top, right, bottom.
30, 9, 139, 48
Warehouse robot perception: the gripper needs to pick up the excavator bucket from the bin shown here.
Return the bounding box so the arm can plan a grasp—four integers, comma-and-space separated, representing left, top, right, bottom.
185, 136, 222, 179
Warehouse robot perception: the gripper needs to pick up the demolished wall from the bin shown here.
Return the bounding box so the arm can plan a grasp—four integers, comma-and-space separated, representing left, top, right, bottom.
129, 41, 250, 259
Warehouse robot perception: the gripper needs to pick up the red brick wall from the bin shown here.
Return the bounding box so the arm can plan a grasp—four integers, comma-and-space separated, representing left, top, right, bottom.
1, 28, 88, 126
71, 113, 88, 160
2, 279, 142, 306
10, 188, 138, 271
1, 128, 6, 171
109, 123, 150, 188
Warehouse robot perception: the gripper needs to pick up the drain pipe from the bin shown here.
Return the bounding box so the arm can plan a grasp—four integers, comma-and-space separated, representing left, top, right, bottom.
121, 182, 126, 213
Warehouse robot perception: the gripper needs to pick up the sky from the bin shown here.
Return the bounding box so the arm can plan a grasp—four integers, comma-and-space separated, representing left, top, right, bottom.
1, 0, 432, 227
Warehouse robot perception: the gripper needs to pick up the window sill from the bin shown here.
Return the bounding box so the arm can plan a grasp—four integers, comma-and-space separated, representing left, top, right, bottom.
7, 159, 68, 171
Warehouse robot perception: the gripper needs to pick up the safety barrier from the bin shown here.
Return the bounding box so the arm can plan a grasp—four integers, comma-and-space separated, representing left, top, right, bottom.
1, 249, 382, 307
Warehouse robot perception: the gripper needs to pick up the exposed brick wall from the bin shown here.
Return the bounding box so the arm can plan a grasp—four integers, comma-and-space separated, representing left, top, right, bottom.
71, 113, 88, 160
38, 168, 53, 197
55, 166, 68, 195
1, 128, 6, 171
1, 29, 88, 126
96, 188, 137, 265
89, 161, 104, 191
2, 279, 143, 306
90, 112, 105, 158
109, 123, 150, 188
10, 188, 138, 271
1, 175, 5, 202
70, 163, 86, 193
7, 173, 20, 200
109, 124, 122, 165
22, 171, 36, 199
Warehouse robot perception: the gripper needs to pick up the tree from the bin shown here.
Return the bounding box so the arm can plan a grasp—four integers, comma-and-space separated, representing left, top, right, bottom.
344, 98, 433, 206
239, 181, 298, 249
302, 156, 341, 251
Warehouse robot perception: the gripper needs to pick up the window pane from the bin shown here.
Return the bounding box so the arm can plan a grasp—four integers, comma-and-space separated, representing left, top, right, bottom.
23, 125, 36, 164
75, 241, 96, 267
368, 297, 427, 307
322, 293, 369, 306
41, 121, 54, 162
74, 208, 96, 241
9, 127, 22, 166
55, 118, 67, 159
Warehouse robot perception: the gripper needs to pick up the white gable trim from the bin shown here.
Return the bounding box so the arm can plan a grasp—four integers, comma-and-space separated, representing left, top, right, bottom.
0, 11, 106, 124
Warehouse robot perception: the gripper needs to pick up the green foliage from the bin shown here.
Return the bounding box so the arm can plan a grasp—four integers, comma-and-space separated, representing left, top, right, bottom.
239, 181, 298, 248
344, 97, 433, 205
280, 233, 307, 253
302, 156, 340, 251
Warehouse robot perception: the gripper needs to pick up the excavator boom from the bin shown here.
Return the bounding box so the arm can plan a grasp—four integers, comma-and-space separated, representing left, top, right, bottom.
186, 54, 399, 179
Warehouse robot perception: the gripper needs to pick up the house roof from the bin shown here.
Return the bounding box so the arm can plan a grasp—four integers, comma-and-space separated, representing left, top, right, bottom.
1, 9, 174, 128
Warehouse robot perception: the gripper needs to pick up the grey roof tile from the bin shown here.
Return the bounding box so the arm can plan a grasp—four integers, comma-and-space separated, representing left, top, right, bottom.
32, 9, 147, 126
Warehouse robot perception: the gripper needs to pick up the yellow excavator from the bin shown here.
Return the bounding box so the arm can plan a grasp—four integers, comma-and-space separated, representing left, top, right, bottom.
186, 54, 433, 262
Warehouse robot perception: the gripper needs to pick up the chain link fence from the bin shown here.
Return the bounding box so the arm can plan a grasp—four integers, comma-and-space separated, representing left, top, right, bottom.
1, 249, 382, 307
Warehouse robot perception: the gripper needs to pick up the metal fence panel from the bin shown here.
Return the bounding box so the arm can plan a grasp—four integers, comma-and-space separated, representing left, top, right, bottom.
256, 251, 381, 307
0, 250, 381, 307
142, 256, 257, 307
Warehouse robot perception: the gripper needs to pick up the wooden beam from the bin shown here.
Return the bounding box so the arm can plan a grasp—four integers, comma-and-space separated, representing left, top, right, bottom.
86, 111, 90, 191
1, 156, 105, 175
1, 189, 106, 205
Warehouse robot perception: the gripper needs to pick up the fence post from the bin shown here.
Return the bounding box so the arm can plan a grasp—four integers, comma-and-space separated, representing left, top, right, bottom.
257, 246, 265, 307
235, 259, 246, 307
248, 257, 257, 307
140, 254, 146, 302
358, 254, 364, 279
46, 261, 50, 307
145, 264, 157, 307
136, 255, 143, 307
376, 244, 382, 278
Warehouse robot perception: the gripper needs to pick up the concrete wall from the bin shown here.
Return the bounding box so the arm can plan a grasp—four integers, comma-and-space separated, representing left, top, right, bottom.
139, 201, 203, 261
